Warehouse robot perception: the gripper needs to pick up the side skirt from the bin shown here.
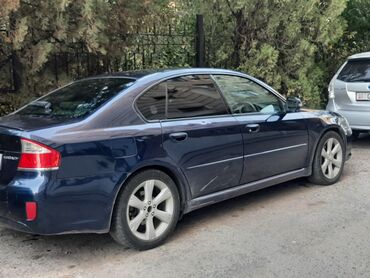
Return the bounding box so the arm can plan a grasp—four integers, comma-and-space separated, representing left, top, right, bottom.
184, 168, 311, 213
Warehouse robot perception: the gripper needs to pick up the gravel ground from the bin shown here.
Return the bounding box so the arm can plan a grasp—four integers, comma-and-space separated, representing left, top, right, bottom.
1, 135, 370, 278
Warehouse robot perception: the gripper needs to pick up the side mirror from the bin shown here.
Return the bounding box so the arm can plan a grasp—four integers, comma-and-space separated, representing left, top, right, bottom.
286, 96, 302, 112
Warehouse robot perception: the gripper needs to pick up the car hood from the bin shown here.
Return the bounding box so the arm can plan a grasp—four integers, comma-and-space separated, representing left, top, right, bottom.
300, 108, 341, 118
300, 108, 351, 136
300, 108, 326, 114
301, 108, 345, 118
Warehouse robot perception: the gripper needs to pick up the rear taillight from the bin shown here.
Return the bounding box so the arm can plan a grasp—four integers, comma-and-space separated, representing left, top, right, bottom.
25, 202, 37, 221
18, 138, 61, 171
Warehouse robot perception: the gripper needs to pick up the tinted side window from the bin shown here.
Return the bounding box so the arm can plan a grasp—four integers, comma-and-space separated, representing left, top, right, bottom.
337, 59, 370, 82
213, 75, 283, 114
136, 83, 166, 120
17, 78, 135, 119
166, 75, 228, 119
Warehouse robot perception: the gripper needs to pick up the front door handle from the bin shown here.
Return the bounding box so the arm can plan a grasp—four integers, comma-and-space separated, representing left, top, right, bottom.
169, 132, 188, 142
246, 124, 260, 133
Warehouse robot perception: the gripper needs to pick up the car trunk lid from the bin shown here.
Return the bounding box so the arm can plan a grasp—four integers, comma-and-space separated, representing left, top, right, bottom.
0, 127, 22, 185
335, 82, 370, 112
335, 58, 370, 111
0, 114, 70, 131
346, 82, 370, 104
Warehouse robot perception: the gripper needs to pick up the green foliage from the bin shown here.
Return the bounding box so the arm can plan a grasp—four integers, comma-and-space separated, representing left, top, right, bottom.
0, 0, 19, 18
345, 0, 370, 44
184, 0, 348, 108
0, 93, 32, 116
240, 44, 281, 90
0, 0, 193, 107
330, 0, 370, 60
1, 0, 370, 115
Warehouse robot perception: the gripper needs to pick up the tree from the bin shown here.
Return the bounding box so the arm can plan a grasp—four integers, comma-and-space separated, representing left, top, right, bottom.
0, 0, 19, 19
2, 0, 370, 114
183, 0, 347, 107
0, 0, 173, 95
344, 0, 370, 50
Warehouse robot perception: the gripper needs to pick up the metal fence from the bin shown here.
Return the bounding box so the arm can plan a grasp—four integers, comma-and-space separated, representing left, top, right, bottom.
0, 14, 237, 93
0, 15, 208, 94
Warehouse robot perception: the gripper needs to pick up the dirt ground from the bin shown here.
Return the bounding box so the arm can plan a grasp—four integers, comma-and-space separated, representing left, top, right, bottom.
1, 135, 370, 278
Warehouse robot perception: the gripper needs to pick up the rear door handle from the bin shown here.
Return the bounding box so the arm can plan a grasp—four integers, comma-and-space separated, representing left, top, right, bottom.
246, 124, 260, 133
169, 132, 188, 142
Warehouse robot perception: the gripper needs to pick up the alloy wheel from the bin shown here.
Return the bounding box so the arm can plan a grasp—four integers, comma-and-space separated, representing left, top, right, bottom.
126, 179, 174, 241
320, 137, 343, 179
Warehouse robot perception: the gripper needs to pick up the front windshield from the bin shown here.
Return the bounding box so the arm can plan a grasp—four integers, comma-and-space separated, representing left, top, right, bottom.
17, 78, 135, 119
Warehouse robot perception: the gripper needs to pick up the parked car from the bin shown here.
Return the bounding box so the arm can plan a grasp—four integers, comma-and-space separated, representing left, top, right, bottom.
0, 69, 351, 250
327, 52, 370, 138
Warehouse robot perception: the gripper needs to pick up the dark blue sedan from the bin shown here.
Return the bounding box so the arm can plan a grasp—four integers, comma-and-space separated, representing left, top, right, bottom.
0, 69, 351, 250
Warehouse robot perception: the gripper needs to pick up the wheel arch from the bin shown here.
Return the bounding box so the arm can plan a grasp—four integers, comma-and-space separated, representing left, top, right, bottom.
108, 163, 190, 230
309, 126, 346, 170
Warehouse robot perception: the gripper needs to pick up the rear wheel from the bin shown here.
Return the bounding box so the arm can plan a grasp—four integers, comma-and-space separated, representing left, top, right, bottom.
308, 131, 345, 185
110, 170, 180, 250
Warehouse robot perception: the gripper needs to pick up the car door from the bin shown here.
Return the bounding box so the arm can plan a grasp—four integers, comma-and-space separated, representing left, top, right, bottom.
212, 75, 309, 184
136, 74, 243, 198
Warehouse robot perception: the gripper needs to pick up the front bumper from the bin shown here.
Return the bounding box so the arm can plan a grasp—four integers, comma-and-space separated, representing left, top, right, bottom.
340, 109, 370, 131
327, 100, 370, 131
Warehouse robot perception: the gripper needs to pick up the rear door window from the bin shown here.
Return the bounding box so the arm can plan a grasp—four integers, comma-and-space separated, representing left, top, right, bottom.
136, 83, 166, 121
136, 75, 229, 121
166, 75, 229, 119
337, 59, 370, 82
17, 78, 135, 119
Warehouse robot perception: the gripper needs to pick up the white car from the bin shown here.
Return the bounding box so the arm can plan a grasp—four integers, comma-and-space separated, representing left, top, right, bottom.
326, 52, 370, 138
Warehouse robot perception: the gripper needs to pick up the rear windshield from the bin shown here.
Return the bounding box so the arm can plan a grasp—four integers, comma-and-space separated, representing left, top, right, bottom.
16, 78, 135, 119
337, 59, 370, 82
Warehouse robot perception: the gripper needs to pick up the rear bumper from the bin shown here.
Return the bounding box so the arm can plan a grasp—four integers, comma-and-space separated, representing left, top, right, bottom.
0, 170, 125, 235
0, 172, 50, 235
0, 215, 32, 233
327, 100, 370, 131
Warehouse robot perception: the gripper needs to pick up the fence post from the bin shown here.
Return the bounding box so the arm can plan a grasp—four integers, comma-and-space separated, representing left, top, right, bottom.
195, 14, 205, 67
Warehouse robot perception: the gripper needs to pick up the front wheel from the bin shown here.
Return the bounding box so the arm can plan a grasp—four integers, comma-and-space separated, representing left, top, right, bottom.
308, 131, 345, 185
110, 170, 180, 250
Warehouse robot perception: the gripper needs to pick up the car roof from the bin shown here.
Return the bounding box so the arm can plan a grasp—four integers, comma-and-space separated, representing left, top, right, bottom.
86, 68, 244, 80
82, 67, 285, 101
348, 52, 370, 60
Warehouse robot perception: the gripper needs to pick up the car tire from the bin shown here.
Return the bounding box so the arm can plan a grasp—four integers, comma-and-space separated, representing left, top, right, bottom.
110, 169, 180, 250
308, 131, 345, 185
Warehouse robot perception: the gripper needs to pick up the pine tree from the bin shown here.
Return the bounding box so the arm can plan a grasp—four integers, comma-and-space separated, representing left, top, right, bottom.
184, 0, 347, 107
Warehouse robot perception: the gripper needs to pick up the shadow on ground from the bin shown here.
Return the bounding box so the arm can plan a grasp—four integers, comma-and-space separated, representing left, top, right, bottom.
353, 132, 370, 148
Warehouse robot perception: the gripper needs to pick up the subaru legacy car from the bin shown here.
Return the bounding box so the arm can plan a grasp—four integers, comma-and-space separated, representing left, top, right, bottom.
327, 52, 370, 138
0, 69, 351, 250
